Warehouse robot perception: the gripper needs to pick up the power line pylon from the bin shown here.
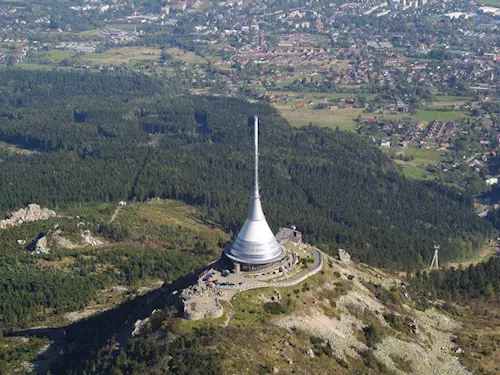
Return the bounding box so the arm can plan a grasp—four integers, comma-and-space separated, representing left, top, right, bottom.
430, 244, 439, 270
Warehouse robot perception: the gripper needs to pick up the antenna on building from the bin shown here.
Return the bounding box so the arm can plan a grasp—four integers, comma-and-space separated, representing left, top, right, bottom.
430, 244, 439, 270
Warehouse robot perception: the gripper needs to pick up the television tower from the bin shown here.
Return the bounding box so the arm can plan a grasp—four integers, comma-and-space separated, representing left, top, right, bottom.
224, 116, 283, 269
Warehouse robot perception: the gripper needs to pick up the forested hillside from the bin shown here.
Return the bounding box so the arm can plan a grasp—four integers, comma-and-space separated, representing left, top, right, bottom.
0, 201, 221, 328
0, 71, 495, 270
410, 257, 500, 304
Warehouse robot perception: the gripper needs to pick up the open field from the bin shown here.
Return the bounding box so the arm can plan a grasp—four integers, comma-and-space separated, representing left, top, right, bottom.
163, 47, 207, 64
78, 28, 107, 37
446, 241, 499, 269
83, 46, 205, 65
360, 112, 410, 121
5, 63, 54, 71
269, 90, 380, 131
2, 63, 83, 71
433, 95, 473, 102
47, 50, 74, 61
275, 105, 362, 131
392, 146, 446, 180
398, 164, 436, 181
425, 96, 472, 109
272, 59, 350, 70
395, 146, 446, 165
112, 199, 230, 252
107, 23, 138, 30
131, 199, 224, 237
269, 90, 376, 103
31, 49, 75, 63
85, 47, 161, 64
425, 102, 466, 109
415, 110, 465, 122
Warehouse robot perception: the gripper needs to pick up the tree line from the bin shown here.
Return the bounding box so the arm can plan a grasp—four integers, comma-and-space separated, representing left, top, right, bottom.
409, 257, 500, 304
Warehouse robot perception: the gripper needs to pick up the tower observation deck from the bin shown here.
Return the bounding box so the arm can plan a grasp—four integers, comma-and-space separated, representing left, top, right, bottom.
224, 116, 284, 267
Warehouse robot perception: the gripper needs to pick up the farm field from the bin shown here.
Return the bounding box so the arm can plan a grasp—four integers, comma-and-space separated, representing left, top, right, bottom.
433, 95, 473, 102
425, 95, 472, 109
415, 110, 465, 122
275, 105, 362, 131
395, 146, 447, 165
269, 90, 377, 131
268, 90, 376, 102
31, 49, 75, 63
272, 59, 350, 70
392, 146, 446, 180
398, 164, 436, 181
3, 63, 54, 71
47, 50, 74, 61
387, 147, 448, 183
163, 47, 207, 64
85, 46, 161, 64
359, 112, 410, 121
5, 63, 86, 72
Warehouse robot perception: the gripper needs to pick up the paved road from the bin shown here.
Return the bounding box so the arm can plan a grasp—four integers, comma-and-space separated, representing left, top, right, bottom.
217, 246, 323, 296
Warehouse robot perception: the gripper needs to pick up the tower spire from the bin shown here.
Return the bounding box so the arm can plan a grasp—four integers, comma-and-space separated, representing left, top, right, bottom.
254, 115, 259, 199
248, 116, 264, 220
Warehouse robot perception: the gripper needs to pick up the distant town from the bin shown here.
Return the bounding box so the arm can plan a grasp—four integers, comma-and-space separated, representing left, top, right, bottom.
0, 0, 498, 193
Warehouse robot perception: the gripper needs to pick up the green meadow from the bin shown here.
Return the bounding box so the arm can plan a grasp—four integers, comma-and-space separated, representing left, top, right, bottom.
415, 110, 465, 122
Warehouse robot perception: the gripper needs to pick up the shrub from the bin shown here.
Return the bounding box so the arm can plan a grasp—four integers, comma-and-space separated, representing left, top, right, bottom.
263, 302, 286, 315
309, 336, 333, 357
360, 349, 389, 372
363, 324, 381, 348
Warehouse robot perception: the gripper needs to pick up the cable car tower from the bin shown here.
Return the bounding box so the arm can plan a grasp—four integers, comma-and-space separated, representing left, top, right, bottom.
430, 244, 439, 270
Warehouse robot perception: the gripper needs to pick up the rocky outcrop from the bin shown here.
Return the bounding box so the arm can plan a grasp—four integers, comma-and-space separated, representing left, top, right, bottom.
34, 236, 49, 254
52, 230, 77, 249
182, 282, 225, 321
27, 227, 104, 254
81, 230, 104, 246
337, 249, 351, 263
1, 204, 56, 229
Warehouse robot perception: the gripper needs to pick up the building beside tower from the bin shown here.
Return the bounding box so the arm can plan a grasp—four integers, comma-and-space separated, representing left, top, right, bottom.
223, 116, 288, 273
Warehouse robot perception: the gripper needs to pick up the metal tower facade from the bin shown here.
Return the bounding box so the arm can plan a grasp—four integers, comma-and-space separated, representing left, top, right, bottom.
225, 116, 283, 265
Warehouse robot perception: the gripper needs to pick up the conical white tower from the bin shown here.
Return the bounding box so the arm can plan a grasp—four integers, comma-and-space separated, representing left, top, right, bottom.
225, 116, 283, 265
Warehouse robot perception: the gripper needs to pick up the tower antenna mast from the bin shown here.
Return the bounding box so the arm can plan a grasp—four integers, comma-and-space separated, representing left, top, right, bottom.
254, 115, 259, 199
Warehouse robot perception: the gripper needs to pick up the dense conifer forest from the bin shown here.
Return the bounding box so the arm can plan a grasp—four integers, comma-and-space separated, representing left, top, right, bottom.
0, 71, 494, 273
410, 257, 500, 304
